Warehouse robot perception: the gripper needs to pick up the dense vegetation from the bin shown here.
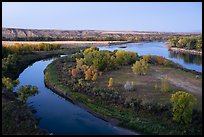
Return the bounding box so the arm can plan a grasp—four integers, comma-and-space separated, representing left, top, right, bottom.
2, 43, 61, 58
44, 48, 202, 135
168, 35, 202, 51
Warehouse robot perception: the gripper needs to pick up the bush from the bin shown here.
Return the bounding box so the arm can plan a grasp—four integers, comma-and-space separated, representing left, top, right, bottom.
124, 81, 135, 91
76, 58, 84, 69
71, 68, 78, 77
160, 76, 170, 92
142, 54, 151, 63
155, 56, 166, 65
170, 91, 197, 125
108, 78, 113, 88
132, 59, 149, 75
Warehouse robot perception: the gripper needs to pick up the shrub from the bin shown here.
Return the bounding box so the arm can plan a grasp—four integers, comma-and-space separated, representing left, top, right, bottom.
85, 68, 92, 80
92, 73, 98, 81
124, 81, 135, 91
160, 76, 170, 92
143, 54, 151, 63
132, 59, 149, 75
170, 91, 197, 125
108, 78, 113, 88
71, 68, 78, 77
155, 56, 166, 65
76, 58, 84, 69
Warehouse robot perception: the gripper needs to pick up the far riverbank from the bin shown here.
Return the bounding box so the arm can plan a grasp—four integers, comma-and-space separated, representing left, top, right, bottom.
164, 43, 202, 55
2, 41, 129, 47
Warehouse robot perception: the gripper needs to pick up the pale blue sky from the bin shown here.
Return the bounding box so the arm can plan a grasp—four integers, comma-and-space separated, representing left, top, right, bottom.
2, 2, 202, 32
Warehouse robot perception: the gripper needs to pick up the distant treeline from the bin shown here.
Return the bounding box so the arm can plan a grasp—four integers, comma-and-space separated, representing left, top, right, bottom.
168, 35, 202, 51
2, 35, 172, 42
2, 43, 61, 58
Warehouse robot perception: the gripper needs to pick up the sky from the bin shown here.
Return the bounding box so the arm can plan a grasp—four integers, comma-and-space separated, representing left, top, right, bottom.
2, 2, 202, 32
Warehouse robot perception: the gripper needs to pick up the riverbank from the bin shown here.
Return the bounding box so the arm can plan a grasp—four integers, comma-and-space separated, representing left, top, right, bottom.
2, 87, 48, 135
44, 54, 202, 135
44, 78, 139, 135
164, 43, 202, 55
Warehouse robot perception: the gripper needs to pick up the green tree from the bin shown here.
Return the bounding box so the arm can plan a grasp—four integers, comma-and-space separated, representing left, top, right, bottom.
76, 58, 84, 70
132, 59, 149, 75
2, 77, 19, 91
170, 91, 197, 125
17, 85, 39, 104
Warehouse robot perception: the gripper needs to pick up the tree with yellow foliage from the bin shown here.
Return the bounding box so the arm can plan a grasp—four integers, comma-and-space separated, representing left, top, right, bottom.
92, 73, 98, 81
85, 68, 92, 80
108, 78, 113, 88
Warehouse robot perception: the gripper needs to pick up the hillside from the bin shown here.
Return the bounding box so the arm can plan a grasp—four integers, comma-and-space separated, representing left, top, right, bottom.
2, 28, 201, 40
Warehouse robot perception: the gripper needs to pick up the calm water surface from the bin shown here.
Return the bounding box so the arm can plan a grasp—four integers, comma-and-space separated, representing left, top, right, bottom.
98, 42, 202, 72
14, 57, 137, 135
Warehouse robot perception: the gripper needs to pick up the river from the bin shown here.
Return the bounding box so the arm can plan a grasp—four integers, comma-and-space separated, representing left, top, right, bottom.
98, 42, 202, 72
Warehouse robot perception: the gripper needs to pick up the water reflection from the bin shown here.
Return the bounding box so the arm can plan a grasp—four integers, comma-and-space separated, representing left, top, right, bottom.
169, 50, 202, 65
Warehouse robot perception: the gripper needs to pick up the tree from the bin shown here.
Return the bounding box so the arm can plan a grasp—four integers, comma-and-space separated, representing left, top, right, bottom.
108, 78, 113, 88
17, 85, 39, 104
2, 77, 19, 91
170, 91, 197, 125
186, 38, 196, 50
115, 50, 138, 65
76, 58, 84, 70
160, 76, 169, 92
85, 68, 92, 80
71, 68, 78, 77
92, 73, 98, 81
177, 39, 186, 48
132, 59, 149, 75
143, 54, 151, 63
155, 56, 166, 65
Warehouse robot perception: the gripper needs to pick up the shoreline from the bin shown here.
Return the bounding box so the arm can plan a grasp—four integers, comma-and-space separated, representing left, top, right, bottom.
164, 43, 202, 55
44, 73, 139, 135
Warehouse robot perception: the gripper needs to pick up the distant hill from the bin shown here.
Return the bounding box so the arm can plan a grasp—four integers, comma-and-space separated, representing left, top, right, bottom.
2, 28, 201, 39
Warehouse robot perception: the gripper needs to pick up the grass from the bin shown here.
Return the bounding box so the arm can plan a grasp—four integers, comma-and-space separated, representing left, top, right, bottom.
44, 55, 202, 135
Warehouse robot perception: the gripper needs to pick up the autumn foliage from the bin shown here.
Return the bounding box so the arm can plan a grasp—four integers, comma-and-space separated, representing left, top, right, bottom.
71, 68, 78, 77
155, 56, 166, 65
108, 78, 113, 88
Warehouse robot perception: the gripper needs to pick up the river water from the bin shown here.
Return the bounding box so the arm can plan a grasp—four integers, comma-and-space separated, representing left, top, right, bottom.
98, 42, 202, 72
